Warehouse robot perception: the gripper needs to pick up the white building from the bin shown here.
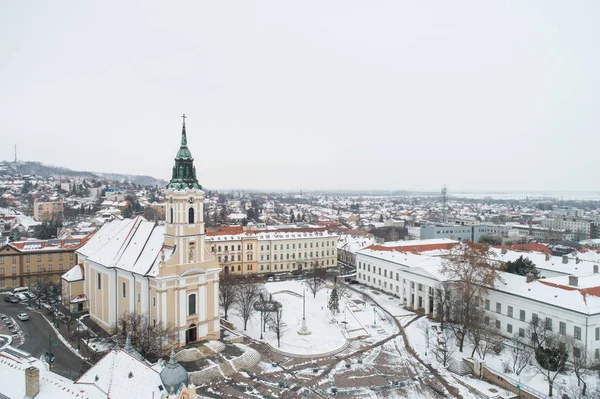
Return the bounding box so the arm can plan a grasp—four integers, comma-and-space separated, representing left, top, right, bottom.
356, 244, 600, 361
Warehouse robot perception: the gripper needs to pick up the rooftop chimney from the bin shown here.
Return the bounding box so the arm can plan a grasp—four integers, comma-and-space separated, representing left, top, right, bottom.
545, 253, 550, 261
568, 275, 578, 287
562, 255, 568, 264
25, 367, 40, 398
594, 265, 598, 274
526, 273, 535, 283
412, 248, 418, 253
576, 257, 580, 264
501, 245, 507, 255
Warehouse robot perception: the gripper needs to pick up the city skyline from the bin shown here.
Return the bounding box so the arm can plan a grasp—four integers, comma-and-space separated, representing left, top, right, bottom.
2, 1, 599, 192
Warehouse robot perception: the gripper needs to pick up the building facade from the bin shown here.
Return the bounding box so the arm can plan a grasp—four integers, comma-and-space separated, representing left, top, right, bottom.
356, 244, 600, 361
33, 199, 64, 222
206, 227, 338, 275
75, 119, 220, 346
0, 236, 92, 290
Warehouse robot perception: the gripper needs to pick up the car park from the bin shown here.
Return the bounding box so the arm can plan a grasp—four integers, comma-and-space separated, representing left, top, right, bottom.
17, 313, 29, 321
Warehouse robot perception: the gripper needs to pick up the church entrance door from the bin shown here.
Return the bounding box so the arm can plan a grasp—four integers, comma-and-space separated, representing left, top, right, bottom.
186, 324, 197, 344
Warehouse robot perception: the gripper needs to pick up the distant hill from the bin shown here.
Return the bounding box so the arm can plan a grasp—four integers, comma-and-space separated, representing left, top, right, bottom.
0, 161, 167, 186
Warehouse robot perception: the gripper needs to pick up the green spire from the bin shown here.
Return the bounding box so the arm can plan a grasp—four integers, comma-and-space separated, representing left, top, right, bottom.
167, 115, 202, 191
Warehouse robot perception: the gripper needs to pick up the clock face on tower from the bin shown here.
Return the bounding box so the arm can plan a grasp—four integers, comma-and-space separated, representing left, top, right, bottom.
188, 196, 195, 204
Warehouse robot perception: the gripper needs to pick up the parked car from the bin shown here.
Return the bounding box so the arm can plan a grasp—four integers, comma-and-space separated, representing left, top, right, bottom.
14, 293, 27, 301
47, 297, 57, 305
0, 314, 7, 320
4, 296, 20, 303
17, 313, 29, 321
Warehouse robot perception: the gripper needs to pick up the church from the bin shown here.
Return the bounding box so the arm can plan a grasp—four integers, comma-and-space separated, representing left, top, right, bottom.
75, 117, 221, 345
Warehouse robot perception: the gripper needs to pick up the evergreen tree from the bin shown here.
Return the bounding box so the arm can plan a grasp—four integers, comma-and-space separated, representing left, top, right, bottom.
505, 256, 540, 279
328, 287, 340, 314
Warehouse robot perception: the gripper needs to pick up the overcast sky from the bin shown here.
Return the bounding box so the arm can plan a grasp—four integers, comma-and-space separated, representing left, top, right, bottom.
1, 1, 598, 192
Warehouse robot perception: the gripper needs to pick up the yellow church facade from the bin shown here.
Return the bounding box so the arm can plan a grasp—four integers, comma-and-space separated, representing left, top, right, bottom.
75, 118, 220, 345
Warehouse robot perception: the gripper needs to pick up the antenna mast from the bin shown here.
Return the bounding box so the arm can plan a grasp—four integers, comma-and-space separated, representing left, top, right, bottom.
14, 145, 17, 163
441, 185, 448, 223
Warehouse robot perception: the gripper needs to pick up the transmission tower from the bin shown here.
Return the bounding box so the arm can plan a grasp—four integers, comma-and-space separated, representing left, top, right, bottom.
441, 185, 448, 223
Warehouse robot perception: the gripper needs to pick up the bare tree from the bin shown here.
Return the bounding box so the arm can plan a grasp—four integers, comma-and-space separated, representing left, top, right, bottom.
528, 316, 551, 349
306, 262, 326, 298
468, 322, 497, 359
267, 308, 286, 348
219, 274, 238, 320
506, 334, 533, 376
434, 282, 452, 331
117, 311, 176, 360
441, 242, 502, 352
435, 328, 456, 367
566, 337, 593, 397
235, 282, 263, 330
334, 277, 349, 299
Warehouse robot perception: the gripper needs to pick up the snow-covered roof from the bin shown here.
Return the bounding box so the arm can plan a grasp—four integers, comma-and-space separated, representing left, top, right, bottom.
77, 217, 173, 276
492, 272, 600, 315
0, 349, 104, 399
337, 234, 377, 254
76, 348, 166, 398
62, 264, 84, 282
489, 248, 598, 277
380, 238, 457, 248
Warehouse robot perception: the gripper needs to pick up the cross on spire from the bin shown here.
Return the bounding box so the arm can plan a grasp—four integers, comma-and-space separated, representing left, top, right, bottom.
181, 114, 187, 125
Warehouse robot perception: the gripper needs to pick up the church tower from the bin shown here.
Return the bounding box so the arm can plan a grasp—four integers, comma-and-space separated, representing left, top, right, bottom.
163, 115, 207, 264
159, 115, 220, 345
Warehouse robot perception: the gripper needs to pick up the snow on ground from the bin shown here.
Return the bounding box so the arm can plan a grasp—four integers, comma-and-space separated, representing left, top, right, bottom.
404, 316, 600, 399
228, 280, 396, 356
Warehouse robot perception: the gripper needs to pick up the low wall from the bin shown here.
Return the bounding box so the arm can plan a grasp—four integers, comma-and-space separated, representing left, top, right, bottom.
482, 366, 547, 399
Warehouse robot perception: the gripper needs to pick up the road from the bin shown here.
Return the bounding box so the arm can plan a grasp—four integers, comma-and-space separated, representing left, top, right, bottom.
0, 299, 89, 379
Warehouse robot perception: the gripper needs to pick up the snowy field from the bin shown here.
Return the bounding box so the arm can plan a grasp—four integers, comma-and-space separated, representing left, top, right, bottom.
228, 280, 396, 356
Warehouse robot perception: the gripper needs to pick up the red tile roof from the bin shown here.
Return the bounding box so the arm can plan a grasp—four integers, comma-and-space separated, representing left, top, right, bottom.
206, 226, 245, 236
364, 242, 457, 253
509, 243, 552, 255
9, 232, 94, 252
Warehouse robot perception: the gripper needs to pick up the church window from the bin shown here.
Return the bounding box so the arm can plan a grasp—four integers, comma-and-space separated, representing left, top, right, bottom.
152, 297, 156, 307
188, 207, 195, 224
170, 208, 174, 223
122, 282, 126, 298
97, 273, 101, 289
237, 265, 241, 272
188, 294, 197, 315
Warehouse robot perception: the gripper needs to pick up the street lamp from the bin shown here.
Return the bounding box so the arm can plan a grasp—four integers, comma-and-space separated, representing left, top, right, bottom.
47, 333, 59, 371
27, 270, 31, 308
373, 305, 377, 327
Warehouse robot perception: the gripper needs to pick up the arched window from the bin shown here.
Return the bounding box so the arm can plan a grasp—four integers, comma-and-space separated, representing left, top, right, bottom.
188, 207, 194, 224
170, 208, 174, 224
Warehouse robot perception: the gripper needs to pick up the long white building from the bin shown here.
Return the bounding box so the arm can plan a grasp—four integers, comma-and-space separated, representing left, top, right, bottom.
356, 243, 600, 360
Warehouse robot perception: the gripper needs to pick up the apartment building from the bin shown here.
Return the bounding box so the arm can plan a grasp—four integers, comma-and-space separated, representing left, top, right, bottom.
33, 199, 64, 222
0, 234, 93, 290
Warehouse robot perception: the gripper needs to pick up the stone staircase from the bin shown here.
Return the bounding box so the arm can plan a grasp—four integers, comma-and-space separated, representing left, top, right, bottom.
447, 358, 473, 376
